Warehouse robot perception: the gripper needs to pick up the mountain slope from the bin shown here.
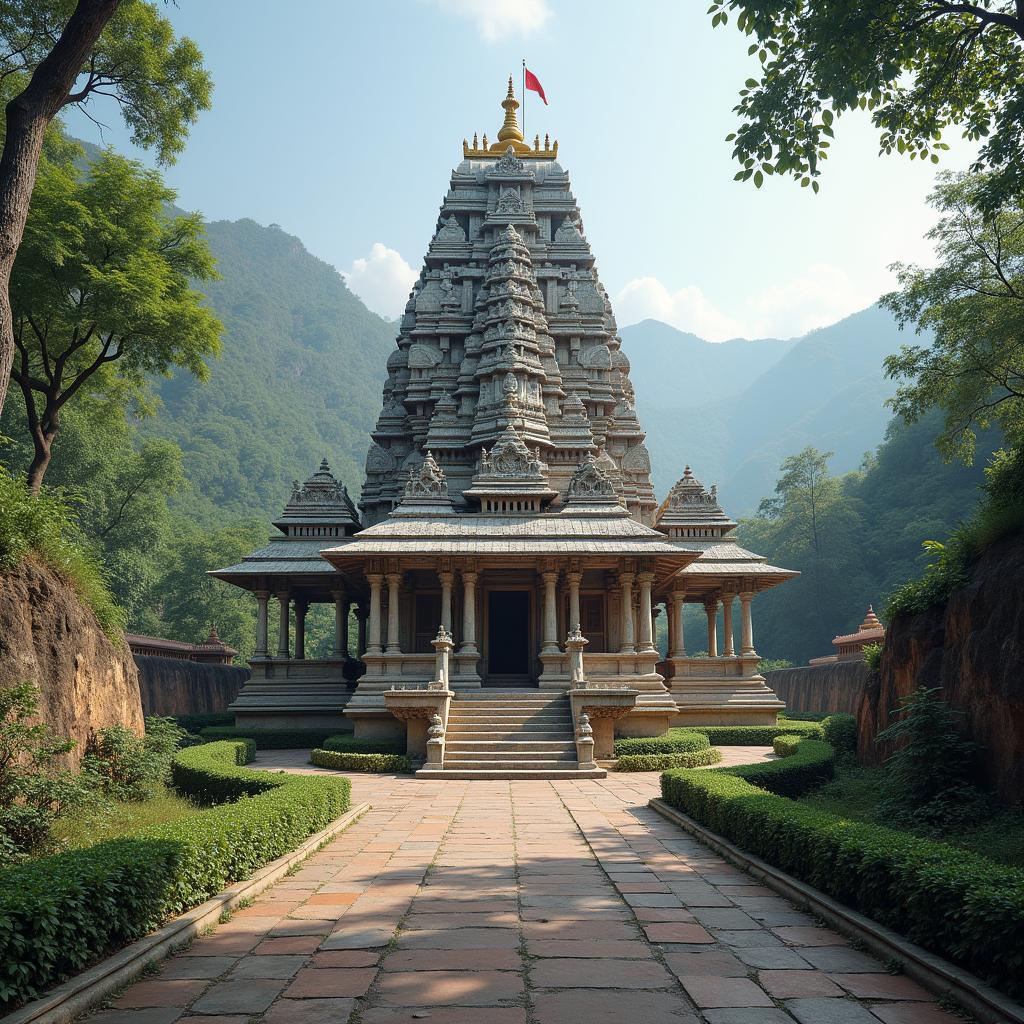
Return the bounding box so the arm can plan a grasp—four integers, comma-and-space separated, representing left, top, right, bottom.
146, 218, 394, 521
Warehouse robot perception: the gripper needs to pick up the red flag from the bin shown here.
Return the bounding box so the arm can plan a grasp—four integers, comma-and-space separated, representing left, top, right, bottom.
524, 67, 547, 105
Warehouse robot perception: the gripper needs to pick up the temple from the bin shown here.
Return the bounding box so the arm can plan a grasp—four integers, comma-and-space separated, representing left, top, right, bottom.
212, 79, 797, 776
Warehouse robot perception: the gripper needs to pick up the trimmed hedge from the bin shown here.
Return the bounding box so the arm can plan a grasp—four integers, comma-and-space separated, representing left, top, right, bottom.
0, 741, 351, 1010
310, 748, 412, 773
198, 726, 337, 749
688, 720, 825, 746
616, 748, 722, 772
822, 713, 857, 759
614, 730, 711, 757
773, 735, 801, 757
320, 734, 406, 756
173, 711, 234, 733
660, 749, 1024, 998
722, 739, 835, 796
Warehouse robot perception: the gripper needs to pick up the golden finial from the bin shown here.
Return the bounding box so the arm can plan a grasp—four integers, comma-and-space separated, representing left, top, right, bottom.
482, 133, 488, 148
534, 134, 540, 150
473, 132, 478, 147
545, 132, 550, 148
497, 75, 524, 144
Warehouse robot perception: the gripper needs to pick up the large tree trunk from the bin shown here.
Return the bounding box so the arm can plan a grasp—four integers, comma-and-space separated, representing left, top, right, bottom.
26, 432, 53, 494
0, 0, 120, 417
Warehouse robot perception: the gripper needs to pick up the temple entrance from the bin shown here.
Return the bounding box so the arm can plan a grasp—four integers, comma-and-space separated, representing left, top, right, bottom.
485, 590, 533, 685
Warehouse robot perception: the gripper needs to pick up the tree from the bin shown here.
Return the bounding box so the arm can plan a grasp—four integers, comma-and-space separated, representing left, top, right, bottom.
882, 172, 1024, 461
756, 446, 838, 557
9, 147, 221, 491
707, 1, 1024, 207
0, 0, 212, 416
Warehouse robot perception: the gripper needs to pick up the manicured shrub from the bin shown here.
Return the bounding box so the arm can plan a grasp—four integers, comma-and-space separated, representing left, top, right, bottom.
688, 720, 824, 746
174, 711, 234, 733
614, 731, 710, 757
198, 726, 337, 750
822, 713, 857, 761
616, 748, 721, 772
659, 756, 1024, 998
320, 734, 406, 756
773, 735, 801, 757
723, 739, 835, 796
0, 741, 350, 1009
310, 748, 412, 773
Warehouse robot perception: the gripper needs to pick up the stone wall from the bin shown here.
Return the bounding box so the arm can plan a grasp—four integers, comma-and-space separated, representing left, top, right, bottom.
859, 527, 1024, 804
763, 662, 871, 715
0, 557, 143, 766
136, 656, 249, 717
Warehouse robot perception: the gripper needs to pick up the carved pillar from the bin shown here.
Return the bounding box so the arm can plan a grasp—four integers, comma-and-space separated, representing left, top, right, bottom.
276, 590, 290, 659
541, 570, 560, 655
356, 605, 368, 657
459, 570, 479, 655
254, 589, 270, 658
366, 575, 383, 654
671, 592, 686, 657
294, 599, 307, 661
637, 572, 656, 653
619, 572, 635, 654
567, 570, 582, 630
740, 591, 756, 656
439, 570, 454, 631
386, 572, 402, 654
722, 593, 735, 657
333, 591, 349, 657
705, 598, 719, 658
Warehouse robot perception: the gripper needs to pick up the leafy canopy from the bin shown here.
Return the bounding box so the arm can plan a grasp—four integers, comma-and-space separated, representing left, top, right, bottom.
708, 1, 1024, 207
0, 0, 212, 164
882, 171, 1024, 461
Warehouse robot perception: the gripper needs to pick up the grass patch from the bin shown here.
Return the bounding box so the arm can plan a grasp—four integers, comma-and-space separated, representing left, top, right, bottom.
800, 765, 1024, 869
50, 786, 196, 852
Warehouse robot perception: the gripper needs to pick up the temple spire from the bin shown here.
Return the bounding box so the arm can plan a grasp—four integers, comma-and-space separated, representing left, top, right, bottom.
464, 76, 557, 159
497, 76, 524, 144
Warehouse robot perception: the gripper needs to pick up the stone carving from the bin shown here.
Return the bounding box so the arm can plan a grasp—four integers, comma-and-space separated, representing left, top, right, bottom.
287, 459, 349, 505
501, 371, 520, 404
491, 145, 525, 175
497, 187, 524, 214
435, 214, 466, 242
666, 466, 721, 508
479, 425, 546, 479
567, 452, 616, 498
366, 443, 397, 474
404, 451, 448, 497
622, 443, 651, 474
554, 214, 583, 243
439, 267, 461, 308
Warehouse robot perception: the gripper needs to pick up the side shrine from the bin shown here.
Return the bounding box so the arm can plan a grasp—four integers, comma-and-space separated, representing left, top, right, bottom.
212, 80, 797, 777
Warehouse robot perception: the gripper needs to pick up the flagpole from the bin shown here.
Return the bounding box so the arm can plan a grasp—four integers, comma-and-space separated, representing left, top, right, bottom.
522, 58, 526, 138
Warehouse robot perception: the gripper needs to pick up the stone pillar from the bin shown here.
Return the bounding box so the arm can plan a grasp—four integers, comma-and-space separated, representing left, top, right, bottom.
333, 590, 349, 658
541, 570, 560, 655
619, 572, 635, 654
367, 575, 383, 654
670, 592, 686, 657
431, 625, 454, 688
705, 598, 719, 658
722, 593, 735, 657
254, 589, 270, 658
276, 590, 290, 659
439, 570, 454, 631
459, 570, 479, 654
740, 591, 756, 656
294, 599, 307, 660
356, 605, 368, 657
567, 571, 582, 630
386, 572, 402, 654
637, 572, 656, 653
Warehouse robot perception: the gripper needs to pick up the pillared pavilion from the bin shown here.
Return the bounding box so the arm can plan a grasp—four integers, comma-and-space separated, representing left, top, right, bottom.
213, 80, 797, 776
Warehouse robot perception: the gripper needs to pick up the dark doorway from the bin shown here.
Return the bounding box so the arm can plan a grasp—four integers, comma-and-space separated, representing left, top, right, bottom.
487, 590, 531, 681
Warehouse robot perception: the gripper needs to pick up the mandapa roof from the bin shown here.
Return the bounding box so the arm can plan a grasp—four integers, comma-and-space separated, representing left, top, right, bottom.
676, 539, 800, 580
210, 538, 341, 580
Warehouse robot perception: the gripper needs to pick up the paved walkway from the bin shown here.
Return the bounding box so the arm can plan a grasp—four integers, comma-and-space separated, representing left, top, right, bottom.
93, 769, 960, 1024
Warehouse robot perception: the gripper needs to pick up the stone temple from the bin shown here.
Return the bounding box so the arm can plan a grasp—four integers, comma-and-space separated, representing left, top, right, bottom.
213, 80, 797, 777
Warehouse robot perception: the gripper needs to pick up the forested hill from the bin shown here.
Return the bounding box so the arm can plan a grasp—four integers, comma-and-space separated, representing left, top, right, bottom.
145, 218, 394, 522
624, 305, 912, 516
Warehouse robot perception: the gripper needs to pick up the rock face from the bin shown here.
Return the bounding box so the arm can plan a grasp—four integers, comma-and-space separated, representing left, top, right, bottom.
136, 656, 249, 717
0, 558, 143, 765
763, 662, 871, 716
860, 528, 1024, 803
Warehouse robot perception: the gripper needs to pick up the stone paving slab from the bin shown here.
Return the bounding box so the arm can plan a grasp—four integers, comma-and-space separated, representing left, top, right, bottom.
90, 763, 968, 1024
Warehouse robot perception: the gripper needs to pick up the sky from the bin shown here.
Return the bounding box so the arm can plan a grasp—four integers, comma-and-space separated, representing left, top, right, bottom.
64, 0, 977, 342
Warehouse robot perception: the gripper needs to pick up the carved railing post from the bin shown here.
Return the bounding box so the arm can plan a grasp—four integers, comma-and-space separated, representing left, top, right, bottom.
426, 713, 445, 766
575, 712, 596, 770
429, 624, 454, 690
566, 625, 589, 687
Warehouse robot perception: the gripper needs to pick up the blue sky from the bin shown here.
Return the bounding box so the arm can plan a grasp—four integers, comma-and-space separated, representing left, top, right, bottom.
65, 0, 976, 341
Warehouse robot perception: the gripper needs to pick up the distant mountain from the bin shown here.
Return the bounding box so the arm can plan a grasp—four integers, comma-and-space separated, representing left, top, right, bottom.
145, 218, 394, 522
623, 305, 914, 515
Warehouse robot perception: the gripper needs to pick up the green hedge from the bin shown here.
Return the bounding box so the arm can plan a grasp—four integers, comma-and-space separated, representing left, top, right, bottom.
616, 748, 721, 772
722, 739, 835, 796
822, 713, 857, 758
613, 730, 710, 757
773, 735, 801, 757
173, 711, 234, 733
688, 720, 825, 746
310, 748, 412, 773
0, 741, 351, 1010
320, 734, 405, 756
198, 726, 338, 749
659, 751, 1024, 998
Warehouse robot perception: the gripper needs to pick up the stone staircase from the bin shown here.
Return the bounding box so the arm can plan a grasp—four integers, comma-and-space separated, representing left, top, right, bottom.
415, 690, 606, 780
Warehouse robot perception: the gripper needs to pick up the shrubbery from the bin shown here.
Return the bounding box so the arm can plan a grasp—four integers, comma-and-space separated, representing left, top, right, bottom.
772, 735, 801, 757
0, 740, 351, 1009
614, 731, 711, 757
310, 749, 412, 773
659, 741, 1024, 998
616, 748, 721, 772
173, 711, 234, 733
723, 739, 836, 796
320, 734, 406, 755
82, 717, 186, 802
198, 726, 337, 749
687, 720, 824, 746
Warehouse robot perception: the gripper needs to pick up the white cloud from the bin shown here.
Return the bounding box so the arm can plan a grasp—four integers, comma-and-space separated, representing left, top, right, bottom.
615, 263, 886, 341
430, 0, 552, 41
342, 243, 418, 319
